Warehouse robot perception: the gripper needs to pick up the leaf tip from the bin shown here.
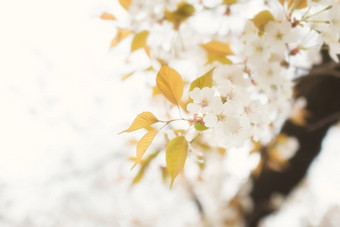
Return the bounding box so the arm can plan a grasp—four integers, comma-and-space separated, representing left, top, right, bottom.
170, 178, 175, 189
130, 163, 137, 171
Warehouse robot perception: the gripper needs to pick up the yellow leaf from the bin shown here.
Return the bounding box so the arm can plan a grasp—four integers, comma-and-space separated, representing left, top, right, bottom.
131, 129, 158, 170
119, 0, 131, 10
126, 139, 138, 146
189, 68, 215, 92
288, 0, 307, 10
166, 136, 188, 188
179, 100, 189, 113
144, 45, 151, 57
250, 139, 261, 154
218, 147, 227, 156
156, 65, 184, 106
132, 151, 160, 185
145, 66, 154, 71
132, 168, 145, 184
152, 86, 161, 97
100, 12, 116, 20
206, 54, 232, 65
253, 159, 263, 177
156, 58, 167, 65
165, 2, 195, 29
121, 72, 133, 81
144, 125, 155, 132
111, 28, 132, 48
131, 31, 149, 52
223, 0, 237, 4
201, 41, 233, 57
128, 156, 137, 162
275, 133, 288, 143
251, 10, 275, 33
160, 166, 169, 182
119, 112, 159, 134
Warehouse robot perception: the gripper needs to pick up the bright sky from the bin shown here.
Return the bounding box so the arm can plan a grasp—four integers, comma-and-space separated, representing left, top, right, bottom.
0, 0, 132, 181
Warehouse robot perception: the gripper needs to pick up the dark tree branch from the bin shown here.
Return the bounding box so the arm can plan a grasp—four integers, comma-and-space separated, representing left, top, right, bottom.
246, 55, 340, 227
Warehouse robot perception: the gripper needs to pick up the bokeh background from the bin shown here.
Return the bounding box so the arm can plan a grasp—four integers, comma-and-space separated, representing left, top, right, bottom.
1, 0, 340, 226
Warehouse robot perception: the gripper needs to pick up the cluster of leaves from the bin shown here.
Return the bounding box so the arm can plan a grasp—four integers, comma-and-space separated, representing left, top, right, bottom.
120, 64, 216, 187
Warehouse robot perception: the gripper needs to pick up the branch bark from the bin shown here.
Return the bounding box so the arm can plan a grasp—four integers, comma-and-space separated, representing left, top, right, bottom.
246, 57, 340, 227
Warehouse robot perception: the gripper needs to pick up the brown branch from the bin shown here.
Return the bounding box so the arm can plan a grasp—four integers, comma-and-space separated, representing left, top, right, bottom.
246, 55, 340, 227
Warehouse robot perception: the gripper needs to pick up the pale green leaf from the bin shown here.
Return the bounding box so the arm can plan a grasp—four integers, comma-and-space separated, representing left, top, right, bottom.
194, 122, 208, 131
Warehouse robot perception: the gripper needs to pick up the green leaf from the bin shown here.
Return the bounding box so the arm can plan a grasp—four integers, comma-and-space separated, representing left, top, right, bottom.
119, 112, 159, 134
166, 136, 188, 188
156, 65, 184, 106
131, 31, 149, 52
194, 122, 208, 131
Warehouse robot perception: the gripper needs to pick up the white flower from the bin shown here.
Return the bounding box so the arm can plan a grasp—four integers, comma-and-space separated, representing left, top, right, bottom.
187, 87, 221, 114
308, 0, 333, 6
244, 36, 271, 67
213, 116, 250, 148
330, 4, 340, 34
213, 65, 250, 88
244, 100, 271, 140
253, 62, 286, 91
203, 113, 218, 128
263, 21, 294, 54
242, 20, 259, 43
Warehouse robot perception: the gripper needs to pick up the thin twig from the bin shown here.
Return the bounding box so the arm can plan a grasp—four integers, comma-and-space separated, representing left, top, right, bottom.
307, 111, 340, 132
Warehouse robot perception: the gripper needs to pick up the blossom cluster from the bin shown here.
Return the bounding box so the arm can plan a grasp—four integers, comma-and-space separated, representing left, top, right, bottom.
114, 0, 340, 186
187, 65, 270, 148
